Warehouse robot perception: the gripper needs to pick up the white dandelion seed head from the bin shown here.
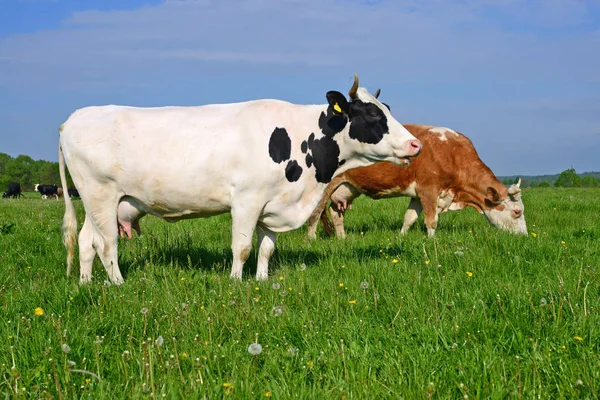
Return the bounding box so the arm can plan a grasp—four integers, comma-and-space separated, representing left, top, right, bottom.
271, 306, 283, 317
122, 350, 130, 356
299, 263, 307, 271
272, 283, 281, 290
539, 297, 547, 307
67, 360, 76, 367
248, 343, 263, 355
454, 251, 465, 257
61, 343, 71, 354
209, 289, 217, 296
155, 336, 164, 347
360, 280, 369, 290
288, 347, 299, 356
140, 307, 148, 315
576, 380, 583, 386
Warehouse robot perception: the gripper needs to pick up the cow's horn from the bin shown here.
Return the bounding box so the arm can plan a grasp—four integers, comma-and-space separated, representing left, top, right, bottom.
373, 88, 381, 99
348, 74, 359, 99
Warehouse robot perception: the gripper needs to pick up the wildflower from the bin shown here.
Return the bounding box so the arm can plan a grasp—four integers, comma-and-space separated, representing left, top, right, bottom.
341, 265, 345, 269
288, 347, 299, 356
271, 306, 283, 317
255, 287, 259, 291
360, 280, 369, 290
248, 343, 263, 356
561, 345, 566, 349
539, 297, 547, 307
182, 352, 188, 358
34, 307, 44, 316
306, 361, 314, 367
265, 392, 272, 397
392, 259, 399, 263
180, 277, 185, 281
140, 308, 148, 315
209, 289, 217, 296
425, 260, 430, 265
349, 300, 357, 305
223, 383, 233, 394
61, 343, 71, 354
574, 336, 583, 342
67, 360, 76, 368
576, 380, 584, 386
272, 282, 281, 290
466, 271, 473, 277
155, 336, 164, 347
531, 232, 537, 237
287, 286, 292, 291
279, 276, 284, 281
454, 251, 465, 256
299, 263, 307, 271
339, 283, 344, 287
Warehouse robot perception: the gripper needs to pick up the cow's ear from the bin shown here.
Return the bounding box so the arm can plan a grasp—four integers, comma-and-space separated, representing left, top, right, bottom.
484, 186, 502, 208
382, 102, 391, 111
326, 91, 350, 115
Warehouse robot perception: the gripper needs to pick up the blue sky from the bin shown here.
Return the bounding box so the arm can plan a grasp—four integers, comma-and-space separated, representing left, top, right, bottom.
1, 0, 599, 176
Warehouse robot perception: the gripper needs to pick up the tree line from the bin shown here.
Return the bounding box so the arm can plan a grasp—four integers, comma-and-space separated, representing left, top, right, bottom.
0, 153, 74, 191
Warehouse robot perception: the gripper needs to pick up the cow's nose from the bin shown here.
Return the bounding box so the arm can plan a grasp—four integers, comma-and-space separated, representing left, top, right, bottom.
512, 209, 522, 218
409, 140, 422, 156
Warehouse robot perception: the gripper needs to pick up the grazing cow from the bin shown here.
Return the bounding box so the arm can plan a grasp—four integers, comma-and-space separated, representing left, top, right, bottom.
59, 75, 422, 284
68, 188, 80, 198
2, 182, 22, 199
307, 123, 527, 239
34, 184, 60, 199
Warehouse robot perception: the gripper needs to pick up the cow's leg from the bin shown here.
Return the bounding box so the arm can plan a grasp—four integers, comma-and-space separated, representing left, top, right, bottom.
84, 190, 124, 284
78, 215, 96, 283
230, 206, 261, 280
418, 194, 439, 237
256, 225, 276, 281
400, 198, 423, 235
328, 203, 347, 239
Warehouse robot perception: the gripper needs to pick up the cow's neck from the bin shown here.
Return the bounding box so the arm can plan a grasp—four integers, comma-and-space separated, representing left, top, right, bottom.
454, 174, 507, 210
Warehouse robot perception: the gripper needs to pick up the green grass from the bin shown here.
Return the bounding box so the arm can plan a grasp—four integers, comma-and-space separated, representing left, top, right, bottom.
1, 188, 599, 399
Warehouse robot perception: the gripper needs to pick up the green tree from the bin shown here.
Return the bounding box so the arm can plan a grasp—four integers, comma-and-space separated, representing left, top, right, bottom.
538, 181, 550, 188
554, 168, 581, 188
580, 176, 600, 188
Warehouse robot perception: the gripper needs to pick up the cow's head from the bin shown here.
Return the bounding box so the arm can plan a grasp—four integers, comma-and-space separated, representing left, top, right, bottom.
483, 179, 527, 234
325, 75, 421, 168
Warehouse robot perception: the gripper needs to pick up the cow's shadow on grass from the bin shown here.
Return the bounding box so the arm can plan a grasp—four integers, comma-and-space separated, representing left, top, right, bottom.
116, 236, 325, 279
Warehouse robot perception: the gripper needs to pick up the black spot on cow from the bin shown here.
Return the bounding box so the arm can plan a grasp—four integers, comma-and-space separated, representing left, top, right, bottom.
285, 160, 303, 182
301, 140, 308, 154
305, 153, 313, 168
268, 127, 291, 163
348, 100, 389, 144
338, 159, 346, 166
307, 133, 315, 147
318, 108, 347, 138
307, 135, 341, 183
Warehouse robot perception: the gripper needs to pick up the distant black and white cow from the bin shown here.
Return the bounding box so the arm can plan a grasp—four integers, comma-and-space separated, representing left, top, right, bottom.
59, 75, 422, 284
67, 188, 80, 198
34, 184, 60, 199
2, 182, 22, 199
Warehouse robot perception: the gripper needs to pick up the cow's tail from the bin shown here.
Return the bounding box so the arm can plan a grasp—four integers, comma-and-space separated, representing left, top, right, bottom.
307, 173, 347, 239
59, 140, 77, 277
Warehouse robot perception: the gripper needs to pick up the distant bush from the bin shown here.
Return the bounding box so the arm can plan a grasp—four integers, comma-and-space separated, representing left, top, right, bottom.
538, 181, 550, 188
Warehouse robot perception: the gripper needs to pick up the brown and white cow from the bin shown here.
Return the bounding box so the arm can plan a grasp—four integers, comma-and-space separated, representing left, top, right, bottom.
307, 124, 527, 238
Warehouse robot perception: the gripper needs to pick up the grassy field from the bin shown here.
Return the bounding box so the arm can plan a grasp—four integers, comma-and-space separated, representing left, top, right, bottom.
1, 188, 599, 399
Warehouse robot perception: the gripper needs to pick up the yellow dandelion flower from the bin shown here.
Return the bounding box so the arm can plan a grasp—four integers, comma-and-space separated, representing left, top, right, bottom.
200, 305, 205, 310
306, 361, 314, 367
265, 392, 272, 397
255, 287, 260, 291
561, 241, 566, 245
34, 307, 44, 316
339, 283, 344, 287
531, 232, 537, 238
182, 352, 189, 358
288, 287, 292, 291
85, 378, 91, 384
392, 259, 399, 264
379, 249, 383, 253
425, 260, 430, 265
574, 336, 583, 342
180, 277, 186, 281
561, 345, 566, 349
466, 271, 473, 277
279, 276, 284, 281
341, 265, 345, 269
349, 300, 357, 304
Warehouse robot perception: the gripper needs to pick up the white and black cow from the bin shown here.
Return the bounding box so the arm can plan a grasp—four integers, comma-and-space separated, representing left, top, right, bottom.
67, 188, 80, 198
59, 75, 422, 284
34, 184, 60, 199
2, 182, 22, 199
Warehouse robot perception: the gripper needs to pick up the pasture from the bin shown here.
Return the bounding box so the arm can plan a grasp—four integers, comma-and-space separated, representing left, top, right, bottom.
1, 188, 599, 399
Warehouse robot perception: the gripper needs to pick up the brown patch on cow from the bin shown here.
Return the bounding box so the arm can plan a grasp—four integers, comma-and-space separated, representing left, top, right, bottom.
240, 246, 251, 263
